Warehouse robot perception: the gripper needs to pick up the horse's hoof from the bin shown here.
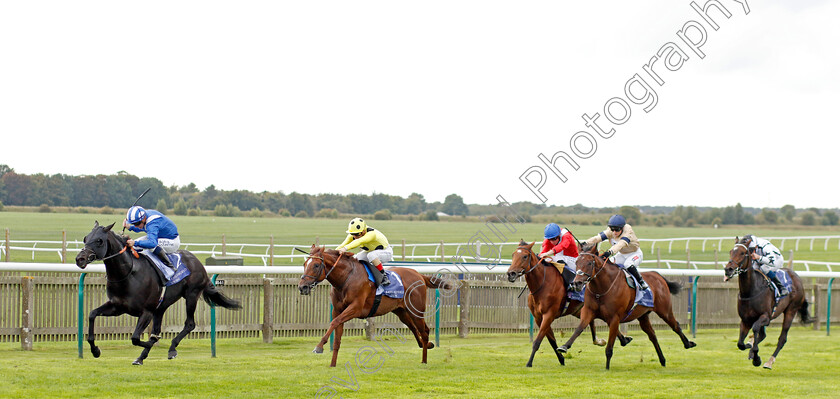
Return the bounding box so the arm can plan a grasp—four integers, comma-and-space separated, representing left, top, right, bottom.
427, 342, 435, 350
594, 338, 606, 346
526, 363, 532, 368
686, 341, 697, 349
738, 343, 749, 351
312, 347, 324, 354
557, 346, 568, 354
763, 363, 772, 370
752, 355, 762, 367
132, 359, 143, 366
168, 351, 177, 359
91, 347, 101, 358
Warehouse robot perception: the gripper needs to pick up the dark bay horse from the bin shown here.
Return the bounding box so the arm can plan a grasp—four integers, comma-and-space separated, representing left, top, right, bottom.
506, 241, 631, 367
724, 237, 811, 369
559, 245, 696, 369
298, 245, 451, 367
75, 222, 241, 365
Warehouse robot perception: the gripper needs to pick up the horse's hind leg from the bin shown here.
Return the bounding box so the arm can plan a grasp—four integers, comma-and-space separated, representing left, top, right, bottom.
544, 328, 565, 365
529, 309, 563, 367
131, 311, 155, 365
589, 321, 606, 346
87, 301, 122, 358
393, 309, 424, 349
657, 306, 696, 349
638, 314, 666, 367
167, 294, 198, 360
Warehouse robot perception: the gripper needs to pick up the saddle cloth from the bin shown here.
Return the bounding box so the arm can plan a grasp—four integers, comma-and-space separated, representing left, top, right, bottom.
362, 265, 405, 299
622, 269, 654, 307
139, 251, 191, 287
769, 269, 794, 300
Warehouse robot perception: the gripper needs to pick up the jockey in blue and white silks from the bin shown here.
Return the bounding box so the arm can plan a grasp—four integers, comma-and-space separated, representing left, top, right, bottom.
585, 214, 648, 290
124, 206, 181, 269
741, 234, 788, 296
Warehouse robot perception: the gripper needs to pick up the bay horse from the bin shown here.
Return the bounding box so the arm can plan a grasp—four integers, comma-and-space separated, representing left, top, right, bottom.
75, 222, 241, 365
558, 244, 696, 369
724, 237, 811, 369
298, 245, 451, 367
506, 241, 631, 367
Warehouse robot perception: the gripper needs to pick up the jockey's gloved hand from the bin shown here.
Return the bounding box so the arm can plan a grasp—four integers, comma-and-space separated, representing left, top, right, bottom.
600, 250, 612, 260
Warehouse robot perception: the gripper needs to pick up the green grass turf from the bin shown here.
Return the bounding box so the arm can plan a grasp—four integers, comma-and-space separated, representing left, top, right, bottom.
1, 328, 837, 398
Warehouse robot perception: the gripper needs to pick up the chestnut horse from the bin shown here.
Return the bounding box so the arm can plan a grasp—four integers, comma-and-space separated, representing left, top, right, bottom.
506, 241, 631, 367
724, 237, 811, 369
298, 245, 451, 367
559, 245, 696, 369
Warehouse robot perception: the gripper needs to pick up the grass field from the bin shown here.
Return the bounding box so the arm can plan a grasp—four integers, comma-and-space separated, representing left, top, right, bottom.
2, 211, 839, 265
1, 328, 838, 398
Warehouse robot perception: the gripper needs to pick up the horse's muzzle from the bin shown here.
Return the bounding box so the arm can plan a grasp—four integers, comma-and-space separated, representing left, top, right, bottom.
299, 284, 312, 296
506, 271, 519, 283
75, 250, 94, 269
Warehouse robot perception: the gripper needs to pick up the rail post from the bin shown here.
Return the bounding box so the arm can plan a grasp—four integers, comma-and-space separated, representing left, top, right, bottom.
210, 274, 218, 357
656, 247, 661, 268
221, 235, 226, 256
458, 280, 470, 338
813, 282, 821, 331
435, 289, 441, 347
827, 278, 835, 336
365, 319, 375, 341
21, 276, 34, 351
402, 239, 406, 261
269, 235, 274, 266
78, 273, 87, 358
4, 228, 9, 262
62, 230, 67, 263
262, 278, 274, 343
691, 276, 700, 338
440, 241, 445, 262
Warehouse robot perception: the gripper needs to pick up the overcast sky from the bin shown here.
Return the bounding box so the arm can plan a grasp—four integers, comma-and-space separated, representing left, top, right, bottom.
2, 1, 836, 209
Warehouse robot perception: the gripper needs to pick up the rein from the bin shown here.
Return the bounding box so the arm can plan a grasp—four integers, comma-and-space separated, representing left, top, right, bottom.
514, 248, 547, 298
578, 253, 621, 300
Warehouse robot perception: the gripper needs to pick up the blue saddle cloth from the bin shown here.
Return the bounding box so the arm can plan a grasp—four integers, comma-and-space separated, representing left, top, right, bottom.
140, 251, 191, 287
624, 270, 654, 307
770, 270, 793, 300
362, 265, 405, 299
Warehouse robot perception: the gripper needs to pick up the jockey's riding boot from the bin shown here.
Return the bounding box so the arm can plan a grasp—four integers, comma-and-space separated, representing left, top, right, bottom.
769, 274, 789, 296
367, 264, 385, 287
153, 246, 176, 270
627, 265, 649, 290
374, 262, 391, 286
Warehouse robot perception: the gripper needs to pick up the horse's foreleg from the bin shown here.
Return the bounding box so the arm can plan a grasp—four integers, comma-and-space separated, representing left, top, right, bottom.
130, 311, 155, 366
765, 310, 797, 369
315, 305, 359, 355
559, 307, 594, 353
749, 314, 771, 367
167, 294, 198, 360
638, 314, 666, 367
604, 318, 621, 370
87, 301, 122, 359
330, 323, 344, 367
528, 309, 562, 367
736, 320, 751, 351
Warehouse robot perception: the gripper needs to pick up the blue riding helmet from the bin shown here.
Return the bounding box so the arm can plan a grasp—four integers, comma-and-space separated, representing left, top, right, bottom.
126, 206, 147, 225
607, 214, 626, 229
544, 223, 561, 240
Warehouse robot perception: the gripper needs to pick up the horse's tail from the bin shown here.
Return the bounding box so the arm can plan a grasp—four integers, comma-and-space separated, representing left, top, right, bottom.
666, 280, 682, 295
798, 297, 813, 325
423, 274, 453, 290
202, 282, 242, 309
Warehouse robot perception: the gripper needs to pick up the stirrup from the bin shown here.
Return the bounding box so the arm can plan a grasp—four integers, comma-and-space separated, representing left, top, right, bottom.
381, 275, 391, 286
639, 281, 649, 290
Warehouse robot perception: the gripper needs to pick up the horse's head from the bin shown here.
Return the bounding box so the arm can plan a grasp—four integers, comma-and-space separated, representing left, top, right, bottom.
569, 244, 604, 292
506, 240, 540, 282
299, 245, 329, 295
724, 236, 752, 282
75, 221, 116, 269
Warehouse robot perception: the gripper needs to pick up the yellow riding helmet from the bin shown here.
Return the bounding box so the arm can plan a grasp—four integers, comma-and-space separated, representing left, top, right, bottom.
346, 218, 367, 234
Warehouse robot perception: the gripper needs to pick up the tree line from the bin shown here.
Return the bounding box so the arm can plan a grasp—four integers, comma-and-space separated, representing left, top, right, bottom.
0, 165, 836, 226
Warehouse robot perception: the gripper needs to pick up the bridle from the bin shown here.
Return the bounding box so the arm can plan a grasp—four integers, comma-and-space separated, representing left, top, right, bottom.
511, 247, 548, 297
79, 231, 139, 283
726, 243, 752, 278
300, 251, 349, 290
575, 252, 621, 299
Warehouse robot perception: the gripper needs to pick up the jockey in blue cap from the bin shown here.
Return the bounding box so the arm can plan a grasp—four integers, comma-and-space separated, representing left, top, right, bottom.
585, 214, 648, 290
123, 206, 180, 270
